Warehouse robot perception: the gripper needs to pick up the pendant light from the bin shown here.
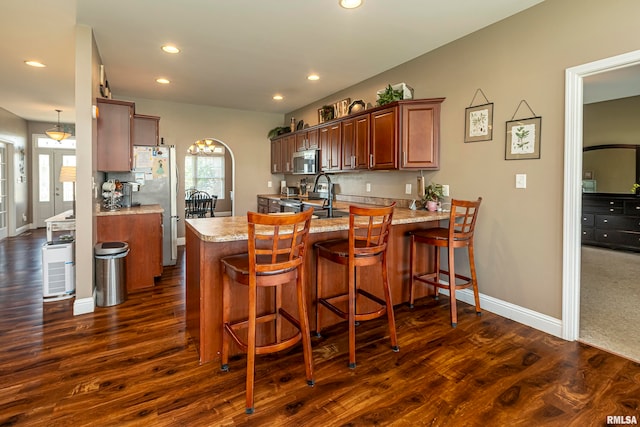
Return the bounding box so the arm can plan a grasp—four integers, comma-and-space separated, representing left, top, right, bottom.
46, 109, 72, 142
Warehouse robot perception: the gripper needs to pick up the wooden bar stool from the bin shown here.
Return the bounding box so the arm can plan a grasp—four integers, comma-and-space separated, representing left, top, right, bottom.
409, 198, 482, 327
315, 203, 398, 369
220, 209, 314, 414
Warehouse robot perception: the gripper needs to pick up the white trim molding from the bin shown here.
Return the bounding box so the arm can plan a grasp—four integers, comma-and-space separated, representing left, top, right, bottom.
563, 49, 640, 341
438, 288, 562, 338
73, 296, 95, 315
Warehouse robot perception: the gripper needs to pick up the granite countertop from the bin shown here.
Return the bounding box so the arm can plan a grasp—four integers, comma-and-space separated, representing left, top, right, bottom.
95, 204, 164, 216
186, 206, 448, 243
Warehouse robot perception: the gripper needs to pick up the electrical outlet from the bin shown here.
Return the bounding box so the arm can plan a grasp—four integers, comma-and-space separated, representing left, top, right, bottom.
441, 184, 450, 197
405, 183, 412, 194
516, 174, 527, 189
366, 182, 371, 192
267, 181, 272, 188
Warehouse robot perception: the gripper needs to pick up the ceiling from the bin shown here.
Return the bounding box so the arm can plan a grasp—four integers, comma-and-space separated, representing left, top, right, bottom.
0, 0, 577, 124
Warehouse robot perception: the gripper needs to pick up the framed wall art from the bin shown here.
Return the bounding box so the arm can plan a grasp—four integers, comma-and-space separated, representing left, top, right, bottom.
465, 103, 494, 143
505, 116, 542, 160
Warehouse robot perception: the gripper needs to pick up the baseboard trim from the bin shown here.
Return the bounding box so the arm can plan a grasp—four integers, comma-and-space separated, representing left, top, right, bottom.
439, 288, 563, 338
15, 224, 31, 236
73, 297, 95, 315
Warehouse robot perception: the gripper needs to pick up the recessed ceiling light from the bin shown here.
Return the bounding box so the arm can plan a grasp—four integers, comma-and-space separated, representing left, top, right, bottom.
25, 60, 46, 68
161, 45, 180, 54
273, 95, 284, 101
307, 74, 320, 81
339, 0, 362, 9
156, 78, 170, 84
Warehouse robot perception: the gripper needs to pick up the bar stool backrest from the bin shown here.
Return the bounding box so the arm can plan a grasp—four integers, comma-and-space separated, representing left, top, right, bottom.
247, 210, 314, 276
348, 203, 395, 258
449, 198, 482, 242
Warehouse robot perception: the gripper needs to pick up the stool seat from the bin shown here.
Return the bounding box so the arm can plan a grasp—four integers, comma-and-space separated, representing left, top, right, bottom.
315, 203, 398, 369
409, 197, 482, 327
220, 209, 315, 414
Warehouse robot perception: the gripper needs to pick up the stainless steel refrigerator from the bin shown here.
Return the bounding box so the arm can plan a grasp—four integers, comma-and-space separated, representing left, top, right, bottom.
106, 145, 178, 266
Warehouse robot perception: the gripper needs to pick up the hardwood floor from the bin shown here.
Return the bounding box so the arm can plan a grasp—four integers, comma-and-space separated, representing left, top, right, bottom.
1, 229, 638, 426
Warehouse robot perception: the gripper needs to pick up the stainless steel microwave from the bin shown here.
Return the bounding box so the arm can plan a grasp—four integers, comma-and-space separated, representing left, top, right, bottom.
292, 149, 319, 175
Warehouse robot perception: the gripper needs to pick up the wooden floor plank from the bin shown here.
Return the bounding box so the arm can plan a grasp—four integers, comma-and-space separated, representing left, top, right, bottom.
1, 229, 639, 426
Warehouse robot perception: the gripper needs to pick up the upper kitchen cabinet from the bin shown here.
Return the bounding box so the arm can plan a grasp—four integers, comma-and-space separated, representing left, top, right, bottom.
341, 113, 370, 170
319, 122, 341, 171
271, 136, 283, 174
399, 99, 443, 169
97, 98, 135, 172
370, 107, 397, 170
295, 128, 319, 151
133, 114, 160, 146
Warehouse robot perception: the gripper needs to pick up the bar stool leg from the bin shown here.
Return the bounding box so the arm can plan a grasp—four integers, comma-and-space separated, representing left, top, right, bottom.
221, 268, 231, 372
469, 243, 482, 316
296, 272, 315, 386
348, 263, 357, 369
409, 235, 416, 308
433, 246, 441, 300
245, 280, 257, 414
382, 252, 399, 352
447, 245, 457, 328
315, 248, 323, 338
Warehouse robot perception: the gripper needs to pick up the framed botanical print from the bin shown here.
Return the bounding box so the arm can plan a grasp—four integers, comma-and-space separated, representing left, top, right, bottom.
505, 116, 542, 160
464, 103, 493, 143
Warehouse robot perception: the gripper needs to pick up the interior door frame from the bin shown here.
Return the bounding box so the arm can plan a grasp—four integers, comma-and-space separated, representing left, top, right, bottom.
562, 49, 640, 340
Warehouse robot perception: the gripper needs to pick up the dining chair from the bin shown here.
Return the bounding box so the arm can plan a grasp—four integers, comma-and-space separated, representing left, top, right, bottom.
409, 197, 482, 327
220, 209, 315, 414
314, 203, 398, 369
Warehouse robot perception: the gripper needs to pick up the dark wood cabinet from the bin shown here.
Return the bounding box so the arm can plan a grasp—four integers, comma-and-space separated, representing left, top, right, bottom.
271, 137, 283, 174
371, 107, 397, 170
97, 212, 163, 291
582, 194, 640, 251
400, 100, 441, 169
341, 113, 369, 170
294, 128, 319, 151
319, 122, 341, 171
97, 98, 135, 172
133, 114, 160, 146
269, 98, 444, 175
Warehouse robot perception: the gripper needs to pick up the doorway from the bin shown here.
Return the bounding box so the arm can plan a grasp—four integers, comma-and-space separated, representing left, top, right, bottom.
33, 135, 76, 227
562, 49, 640, 341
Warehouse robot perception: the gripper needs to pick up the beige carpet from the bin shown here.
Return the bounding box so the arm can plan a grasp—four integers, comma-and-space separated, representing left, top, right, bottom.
580, 245, 640, 362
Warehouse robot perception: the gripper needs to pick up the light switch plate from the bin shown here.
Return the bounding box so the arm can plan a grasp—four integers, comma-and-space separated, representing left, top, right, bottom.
516, 174, 527, 189
366, 183, 371, 192
405, 183, 412, 194
442, 184, 450, 197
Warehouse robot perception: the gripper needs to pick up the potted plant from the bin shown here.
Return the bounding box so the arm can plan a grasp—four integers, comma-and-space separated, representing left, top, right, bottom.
632, 183, 640, 195
422, 183, 444, 211
376, 84, 404, 106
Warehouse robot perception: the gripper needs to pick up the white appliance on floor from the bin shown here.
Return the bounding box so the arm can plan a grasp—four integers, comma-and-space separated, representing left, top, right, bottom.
42, 242, 75, 300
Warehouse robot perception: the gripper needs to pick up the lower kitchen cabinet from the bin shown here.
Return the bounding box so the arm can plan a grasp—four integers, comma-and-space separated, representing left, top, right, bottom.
97, 212, 163, 291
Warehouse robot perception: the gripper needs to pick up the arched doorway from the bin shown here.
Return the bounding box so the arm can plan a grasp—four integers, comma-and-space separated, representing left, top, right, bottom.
184, 138, 235, 216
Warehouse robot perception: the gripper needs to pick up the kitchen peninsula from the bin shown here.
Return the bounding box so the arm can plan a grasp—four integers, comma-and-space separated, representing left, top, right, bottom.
185, 204, 448, 364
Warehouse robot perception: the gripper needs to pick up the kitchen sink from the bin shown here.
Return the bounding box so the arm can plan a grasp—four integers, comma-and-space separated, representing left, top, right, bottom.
312, 210, 349, 220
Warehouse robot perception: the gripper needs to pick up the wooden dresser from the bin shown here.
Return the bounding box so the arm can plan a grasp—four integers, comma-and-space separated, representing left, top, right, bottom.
582, 193, 640, 252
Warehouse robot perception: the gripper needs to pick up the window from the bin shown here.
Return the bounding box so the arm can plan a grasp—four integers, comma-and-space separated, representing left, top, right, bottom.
185, 151, 225, 199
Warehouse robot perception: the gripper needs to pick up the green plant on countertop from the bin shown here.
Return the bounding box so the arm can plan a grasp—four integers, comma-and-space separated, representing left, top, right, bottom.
267, 126, 291, 139
422, 183, 444, 203
632, 183, 640, 194
377, 84, 403, 106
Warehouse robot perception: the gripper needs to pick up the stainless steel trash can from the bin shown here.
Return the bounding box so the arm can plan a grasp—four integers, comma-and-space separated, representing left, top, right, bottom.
95, 242, 129, 307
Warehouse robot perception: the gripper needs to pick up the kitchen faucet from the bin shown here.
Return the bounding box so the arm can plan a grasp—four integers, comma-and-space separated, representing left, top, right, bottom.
313, 171, 333, 218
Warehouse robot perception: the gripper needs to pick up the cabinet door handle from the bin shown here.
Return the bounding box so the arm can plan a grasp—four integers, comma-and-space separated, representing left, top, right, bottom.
603, 233, 608, 238
603, 219, 608, 223
369, 154, 373, 168
609, 201, 614, 205
636, 206, 640, 210
609, 208, 614, 212
403, 151, 407, 165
